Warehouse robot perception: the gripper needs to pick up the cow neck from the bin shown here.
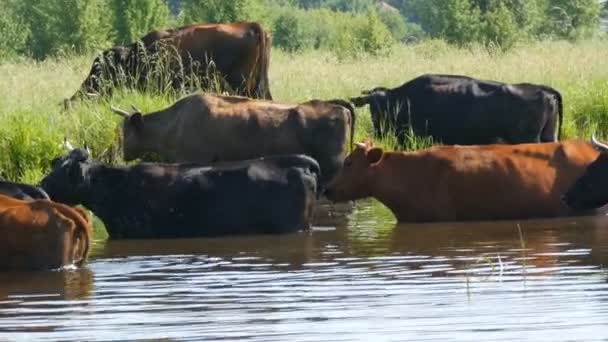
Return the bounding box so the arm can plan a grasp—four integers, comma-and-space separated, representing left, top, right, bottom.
78, 163, 127, 216
368, 151, 419, 221
138, 110, 174, 155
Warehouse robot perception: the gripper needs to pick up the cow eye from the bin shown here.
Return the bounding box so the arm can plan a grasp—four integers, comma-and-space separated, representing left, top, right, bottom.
344, 160, 352, 167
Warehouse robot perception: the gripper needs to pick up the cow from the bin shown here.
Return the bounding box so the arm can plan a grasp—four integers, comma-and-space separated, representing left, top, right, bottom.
110, 93, 355, 186
40, 147, 321, 239
562, 136, 608, 210
0, 180, 50, 200
66, 22, 272, 106
350, 74, 563, 146
0, 195, 92, 270
324, 140, 601, 222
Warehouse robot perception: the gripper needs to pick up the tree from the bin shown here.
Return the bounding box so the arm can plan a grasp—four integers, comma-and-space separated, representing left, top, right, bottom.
17, 0, 112, 59
409, 0, 482, 46
0, 0, 28, 59
181, 0, 260, 24
542, 0, 601, 40
481, 1, 519, 50
274, 12, 306, 52
110, 0, 171, 45
377, 7, 409, 41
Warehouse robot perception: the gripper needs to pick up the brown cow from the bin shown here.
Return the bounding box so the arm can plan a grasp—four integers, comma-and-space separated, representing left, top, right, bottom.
0, 195, 92, 270
111, 93, 355, 186
67, 22, 272, 105
325, 140, 601, 222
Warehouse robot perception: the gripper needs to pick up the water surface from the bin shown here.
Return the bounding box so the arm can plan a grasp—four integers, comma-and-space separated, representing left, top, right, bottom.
1, 200, 607, 341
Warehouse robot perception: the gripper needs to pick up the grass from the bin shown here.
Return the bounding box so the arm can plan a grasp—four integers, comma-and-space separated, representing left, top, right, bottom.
1, 39, 608, 184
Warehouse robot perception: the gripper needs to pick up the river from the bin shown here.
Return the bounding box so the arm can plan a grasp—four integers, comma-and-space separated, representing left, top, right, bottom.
1, 200, 607, 341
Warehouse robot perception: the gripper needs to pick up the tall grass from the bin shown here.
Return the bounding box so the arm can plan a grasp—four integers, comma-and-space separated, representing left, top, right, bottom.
1, 39, 607, 183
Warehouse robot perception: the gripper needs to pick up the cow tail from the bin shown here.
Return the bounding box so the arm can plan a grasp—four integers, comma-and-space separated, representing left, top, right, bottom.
556, 90, 563, 141
327, 99, 356, 151
246, 23, 267, 99
542, 86, 564, 141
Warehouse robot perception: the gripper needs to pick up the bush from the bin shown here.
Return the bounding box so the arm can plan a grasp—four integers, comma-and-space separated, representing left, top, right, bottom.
16, 0, 112, 59
181, 0, 261, 23
542, 0, 601, 40
0, 0, 28, 60
110, 0, 171, 45
377, 8, 408, 41
356, 11, 395, 54
273, 13, 307, 52
481, 1, 519, 51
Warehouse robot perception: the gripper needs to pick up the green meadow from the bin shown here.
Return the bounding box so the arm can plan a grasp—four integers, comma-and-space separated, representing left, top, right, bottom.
1, 39, 608, 185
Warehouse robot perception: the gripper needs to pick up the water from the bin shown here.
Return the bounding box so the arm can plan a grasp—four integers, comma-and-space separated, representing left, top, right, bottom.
1, 199, 608, 341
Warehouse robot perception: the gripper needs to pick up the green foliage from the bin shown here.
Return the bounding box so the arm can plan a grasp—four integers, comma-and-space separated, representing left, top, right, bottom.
410, 0, 482, 46
377, 8, 408, 41
0, 0, 28, 59
110, 0, 171, 45
356, 11, 396, 54
273, 13, 307, 52
481, 1, 519, 50
181, 0, 260, 23
542, 0, 601, 40
0, 115, 62, 182
15, 0, 112, 59
406, 0, 601, 49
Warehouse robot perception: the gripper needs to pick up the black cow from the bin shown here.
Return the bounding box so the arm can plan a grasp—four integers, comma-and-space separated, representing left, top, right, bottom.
562, 136, 608, 210
0, 180, 50, 201
40, 148, 320, 239
351, 74, 563, 145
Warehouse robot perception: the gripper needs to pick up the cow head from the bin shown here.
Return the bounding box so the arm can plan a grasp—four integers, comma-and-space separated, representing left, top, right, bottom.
324, 141, 383, 202
111, 105, 145, 161
562, 135, 608, 210
350, 87, 397, 137
41, 144, 92, 206
66, 46, 131, 104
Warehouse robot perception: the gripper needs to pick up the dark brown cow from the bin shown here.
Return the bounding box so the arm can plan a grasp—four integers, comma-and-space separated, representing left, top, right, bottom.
325, 140, 600, 222
67, 22, 272, 104
111, 93, 355, 186
0, 195, 92, 270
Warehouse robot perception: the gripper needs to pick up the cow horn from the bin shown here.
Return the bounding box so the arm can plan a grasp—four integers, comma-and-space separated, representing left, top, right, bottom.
84, 142, 91, 155
591, 134, 608, 151
355, 142, 367, 149
110, 105, 130, 117
63, 137, 74, 151
131, 104, 142, 113
85, 92, 99, 98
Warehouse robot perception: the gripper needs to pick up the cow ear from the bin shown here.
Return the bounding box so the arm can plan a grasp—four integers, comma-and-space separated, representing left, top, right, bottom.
350, 95, 370, 107
366, 147, 383, 164
129, 113, 143, 131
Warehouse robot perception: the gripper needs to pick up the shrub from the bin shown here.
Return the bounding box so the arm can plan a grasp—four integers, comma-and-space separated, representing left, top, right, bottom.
0, 0, 28, 60
273, 12, 307, 52
110, 0, 171, 45
16, 0, 112, 59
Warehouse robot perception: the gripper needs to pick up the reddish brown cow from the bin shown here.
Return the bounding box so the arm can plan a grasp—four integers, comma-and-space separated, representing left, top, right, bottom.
325, 140, 601, 222
0, 195, 92, 270
67, 22, 272, 104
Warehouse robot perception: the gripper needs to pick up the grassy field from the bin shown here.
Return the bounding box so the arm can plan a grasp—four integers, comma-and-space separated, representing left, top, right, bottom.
1, 39, 608, 185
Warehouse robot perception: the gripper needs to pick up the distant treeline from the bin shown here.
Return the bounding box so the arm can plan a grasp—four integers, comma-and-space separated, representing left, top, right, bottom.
0, 0, 604, 60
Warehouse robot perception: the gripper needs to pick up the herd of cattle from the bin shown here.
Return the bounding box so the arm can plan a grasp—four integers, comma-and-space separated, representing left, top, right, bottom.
1, 22, 606, 271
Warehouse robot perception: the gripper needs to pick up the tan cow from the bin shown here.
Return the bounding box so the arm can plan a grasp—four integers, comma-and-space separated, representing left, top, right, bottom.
111, 93, 355, 186
325, 140, 601, 222
0, 195, 92, 270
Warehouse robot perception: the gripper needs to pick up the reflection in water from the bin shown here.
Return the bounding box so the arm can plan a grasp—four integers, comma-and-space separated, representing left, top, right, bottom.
1, 200, 607, 341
